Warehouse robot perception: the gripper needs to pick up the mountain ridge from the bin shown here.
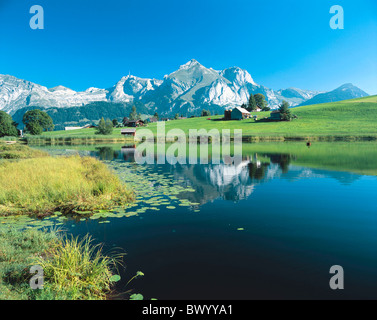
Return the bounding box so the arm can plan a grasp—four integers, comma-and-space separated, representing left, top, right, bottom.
0, 60, 369, 116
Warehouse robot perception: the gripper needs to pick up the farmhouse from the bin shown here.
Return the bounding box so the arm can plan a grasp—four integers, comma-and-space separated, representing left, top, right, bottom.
269, 110, 282, 121
147, 117, 158, 123
224, 107, 251, 120
64, 124, 96, 131
224, 110, 232, 120
121, 129, 136, 137
127, 120, 145, 127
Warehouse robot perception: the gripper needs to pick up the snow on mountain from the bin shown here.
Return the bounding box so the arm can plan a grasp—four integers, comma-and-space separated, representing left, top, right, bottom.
220, 66, 257, 86
107, 75, 162, 103
0, 74, 107, 114
0, 60, 369, 116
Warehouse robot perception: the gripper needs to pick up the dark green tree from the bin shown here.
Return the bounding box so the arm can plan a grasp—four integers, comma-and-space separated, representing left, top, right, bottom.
22, 109, 54, 135
27, 122, 43, 135
278, 100, 292, 121
112, 119, 119, 127
96, 117, 114, 135
254, 94, 267, 109
129, 106, 138, 121
0, 111, 18, 137
96, 118, 106, 134
105, 119, 114, 134
96, 118, 113, 135
201, 109, 211, 117
154, 112, 159, 120
174, 113, 179, 120
247, 94, 257, 112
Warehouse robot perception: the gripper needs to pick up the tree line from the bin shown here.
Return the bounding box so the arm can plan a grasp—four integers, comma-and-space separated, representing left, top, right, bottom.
0, 109, 54, 137
242, 93, 271, 112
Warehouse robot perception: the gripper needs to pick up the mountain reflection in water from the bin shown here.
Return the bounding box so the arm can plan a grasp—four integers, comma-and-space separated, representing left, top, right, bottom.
82, 146, 362, 205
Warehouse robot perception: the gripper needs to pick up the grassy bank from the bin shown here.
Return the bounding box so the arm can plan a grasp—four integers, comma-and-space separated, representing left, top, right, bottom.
36, 140, 377, 177
24, 135, 135, 146
0, 227, 123, 300
0, 142, 134, 217
0, 155, 134, 216
35, 95, 377, 141
0, 142, 49, 159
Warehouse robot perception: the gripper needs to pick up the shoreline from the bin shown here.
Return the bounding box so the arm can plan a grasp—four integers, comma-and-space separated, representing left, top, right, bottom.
22, 134, 377, 145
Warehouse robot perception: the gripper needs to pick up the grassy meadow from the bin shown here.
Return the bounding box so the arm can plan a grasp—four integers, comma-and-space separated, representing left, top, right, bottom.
36, 95, 377, 141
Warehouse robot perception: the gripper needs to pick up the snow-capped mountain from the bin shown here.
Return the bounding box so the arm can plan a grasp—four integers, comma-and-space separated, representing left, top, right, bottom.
0, 74, 107, 114
107, 75, 163, 103
141, 60, 321, 114
0, 60, 368, 116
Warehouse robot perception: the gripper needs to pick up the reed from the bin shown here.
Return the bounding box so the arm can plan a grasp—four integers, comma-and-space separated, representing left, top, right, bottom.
0, 142, 49, 159
34, 234, 124, 300
0, 228, 124, 300
0, 155, 134, 216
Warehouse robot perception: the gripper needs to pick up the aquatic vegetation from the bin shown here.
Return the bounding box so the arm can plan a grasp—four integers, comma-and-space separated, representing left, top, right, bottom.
126, 270, 145, 287
0, 227, 123, 300
33, 233, 124, 300
103, 161, 200, 219
0, 148, 201, 231
129, 293, 144, 300
0, 156, 134, 217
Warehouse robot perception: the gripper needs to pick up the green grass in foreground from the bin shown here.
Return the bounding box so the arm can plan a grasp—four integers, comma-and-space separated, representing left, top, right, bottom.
0, 228, 123, 300
39, 95, 377, 139
0, 144, 134, 216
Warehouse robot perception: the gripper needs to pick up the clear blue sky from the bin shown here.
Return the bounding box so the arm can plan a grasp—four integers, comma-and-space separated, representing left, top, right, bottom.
0, 0, 376, 94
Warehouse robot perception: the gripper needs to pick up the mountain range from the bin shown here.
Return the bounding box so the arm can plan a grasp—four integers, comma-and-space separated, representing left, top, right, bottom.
0, 59, 369, 119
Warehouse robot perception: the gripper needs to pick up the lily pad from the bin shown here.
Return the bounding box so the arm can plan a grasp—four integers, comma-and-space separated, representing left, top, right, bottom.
109, 275, 121, 282
129, 294, 144, 300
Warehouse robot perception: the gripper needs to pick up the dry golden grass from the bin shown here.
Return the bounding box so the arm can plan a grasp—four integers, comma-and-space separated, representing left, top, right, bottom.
0, 142, 49, 159
0, 155, 134, 216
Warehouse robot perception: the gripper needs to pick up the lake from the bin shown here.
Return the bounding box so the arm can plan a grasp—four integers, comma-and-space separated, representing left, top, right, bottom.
39, 142, 377, 300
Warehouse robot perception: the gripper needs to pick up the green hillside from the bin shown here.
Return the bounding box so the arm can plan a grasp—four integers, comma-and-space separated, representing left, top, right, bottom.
39, 95, 377, 140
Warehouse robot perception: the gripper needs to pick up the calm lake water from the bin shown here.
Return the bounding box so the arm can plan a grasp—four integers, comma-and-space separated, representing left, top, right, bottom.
41, 143, 377, 300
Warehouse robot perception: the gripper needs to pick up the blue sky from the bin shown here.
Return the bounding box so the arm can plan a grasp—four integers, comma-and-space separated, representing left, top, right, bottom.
0, 0, 376, 94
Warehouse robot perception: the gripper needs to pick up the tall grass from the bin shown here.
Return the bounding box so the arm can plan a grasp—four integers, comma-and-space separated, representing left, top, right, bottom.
0, 227, 58, 300
0, 228, 124, 300
25, 135, 134, 146
0, 136, 17, 141
0, 142, 49, 159
0, 156, 134, 216
34, 234, 124, 300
